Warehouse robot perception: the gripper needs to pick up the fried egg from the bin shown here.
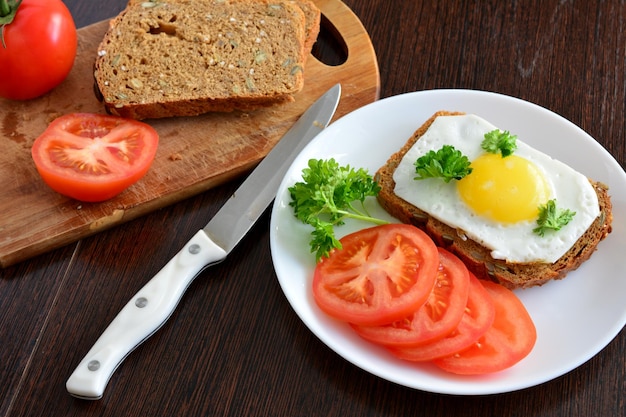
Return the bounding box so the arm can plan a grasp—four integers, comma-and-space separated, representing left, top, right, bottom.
393, 114, 600, 263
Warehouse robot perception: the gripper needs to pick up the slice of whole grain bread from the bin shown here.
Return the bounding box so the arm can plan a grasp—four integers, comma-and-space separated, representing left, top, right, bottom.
289, 0, 321, 53
375, 111, 613, 289
94, 0, 314, 119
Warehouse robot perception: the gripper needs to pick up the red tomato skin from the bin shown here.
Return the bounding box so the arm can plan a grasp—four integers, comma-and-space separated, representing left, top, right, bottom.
312, 224, 439, 326
33, 161, 151, 202
388, 272, 495, 362
432, 280, 537, 375
0, 0, 77, 100
351, 248, 470, 348
31, 113, 159, 202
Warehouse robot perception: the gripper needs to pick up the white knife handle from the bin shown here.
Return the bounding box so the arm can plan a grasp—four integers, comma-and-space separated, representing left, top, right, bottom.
66, 230, 227, 400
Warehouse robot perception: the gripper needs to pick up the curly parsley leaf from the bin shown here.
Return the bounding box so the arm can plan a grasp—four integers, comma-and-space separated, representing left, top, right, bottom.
481, 129, 518, 157
413, 145, 473, 183
533, 199, 576, 237
288, 158, 388, 261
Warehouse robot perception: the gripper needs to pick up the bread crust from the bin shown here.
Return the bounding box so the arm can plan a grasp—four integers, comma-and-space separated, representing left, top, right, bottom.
375, 111, 613, 289
94, 0, 315, 119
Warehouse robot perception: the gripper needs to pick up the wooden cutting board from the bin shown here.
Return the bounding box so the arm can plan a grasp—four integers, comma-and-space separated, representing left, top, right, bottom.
0, 0, 379, 268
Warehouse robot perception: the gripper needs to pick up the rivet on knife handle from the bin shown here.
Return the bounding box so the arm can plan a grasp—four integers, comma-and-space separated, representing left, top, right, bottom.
65, 84, 342, 400
66, 230, 227, 400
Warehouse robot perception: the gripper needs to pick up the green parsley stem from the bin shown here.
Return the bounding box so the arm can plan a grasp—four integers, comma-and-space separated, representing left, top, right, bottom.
334, 210, 390, 226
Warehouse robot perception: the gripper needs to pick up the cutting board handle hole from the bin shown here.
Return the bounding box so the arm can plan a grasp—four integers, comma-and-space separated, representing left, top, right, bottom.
311, 14, 348, 66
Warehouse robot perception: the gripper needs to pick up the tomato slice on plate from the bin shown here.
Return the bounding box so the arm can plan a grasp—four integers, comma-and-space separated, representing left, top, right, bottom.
351, 247, 470, 347
31, 113, 159, 202
312, 224, 439, 326
388, 272, 495, 361
432, 280, 537, 375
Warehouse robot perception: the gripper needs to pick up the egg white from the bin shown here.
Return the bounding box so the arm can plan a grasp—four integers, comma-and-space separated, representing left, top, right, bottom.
393, 114, 600, 263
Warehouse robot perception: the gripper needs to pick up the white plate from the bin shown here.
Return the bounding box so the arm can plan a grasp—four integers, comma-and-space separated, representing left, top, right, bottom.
269, 89, 626, 395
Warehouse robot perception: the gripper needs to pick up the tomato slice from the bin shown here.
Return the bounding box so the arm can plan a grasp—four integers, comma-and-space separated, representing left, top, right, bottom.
388, 272, 495, 361
432, 280, 537, 375
351, 247, 470, 347
31, 113, 159, 202
312, 224, 439, 326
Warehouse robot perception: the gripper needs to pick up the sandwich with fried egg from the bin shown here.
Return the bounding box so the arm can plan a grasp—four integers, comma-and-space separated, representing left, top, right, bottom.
375, 111, 613, 289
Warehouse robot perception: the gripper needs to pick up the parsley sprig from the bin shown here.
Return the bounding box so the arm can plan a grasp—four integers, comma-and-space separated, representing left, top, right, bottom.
533, 199, 576, 236
481, 129, 517, 157
413, 144, 473, 183
288, 158, 388, 260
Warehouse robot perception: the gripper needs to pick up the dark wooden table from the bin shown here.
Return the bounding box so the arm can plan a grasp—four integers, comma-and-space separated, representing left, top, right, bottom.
2, 1, 624, 416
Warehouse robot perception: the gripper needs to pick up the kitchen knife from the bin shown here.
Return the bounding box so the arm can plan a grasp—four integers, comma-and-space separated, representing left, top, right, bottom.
66, 84, 341, 400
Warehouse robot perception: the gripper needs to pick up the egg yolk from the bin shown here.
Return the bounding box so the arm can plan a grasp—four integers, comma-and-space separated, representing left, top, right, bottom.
457, 153, 550, 223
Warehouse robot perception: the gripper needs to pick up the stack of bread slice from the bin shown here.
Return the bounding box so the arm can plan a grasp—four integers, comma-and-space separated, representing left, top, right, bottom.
93, 0, 321, 119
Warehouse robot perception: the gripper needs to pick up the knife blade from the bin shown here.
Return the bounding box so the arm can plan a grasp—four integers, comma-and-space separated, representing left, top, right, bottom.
66, 84, 341, 400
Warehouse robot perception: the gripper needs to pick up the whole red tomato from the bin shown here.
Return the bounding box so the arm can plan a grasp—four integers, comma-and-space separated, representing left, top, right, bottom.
0, 0, 77, 100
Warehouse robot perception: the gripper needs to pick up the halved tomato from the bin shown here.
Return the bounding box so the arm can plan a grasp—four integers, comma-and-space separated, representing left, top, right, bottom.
312, 224, 439, 326
388, 272, 495, 361
432, 280, 537, 375
351, 247, 470, 347
31, 113, 159, 202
